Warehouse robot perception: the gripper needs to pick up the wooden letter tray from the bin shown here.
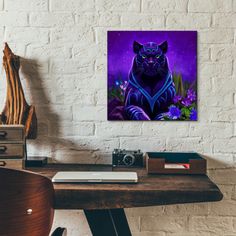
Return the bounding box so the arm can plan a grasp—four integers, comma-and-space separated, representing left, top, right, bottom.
145, 152, 206, 175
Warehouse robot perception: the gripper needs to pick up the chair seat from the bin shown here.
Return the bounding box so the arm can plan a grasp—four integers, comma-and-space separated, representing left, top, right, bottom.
0, 167, 66, 236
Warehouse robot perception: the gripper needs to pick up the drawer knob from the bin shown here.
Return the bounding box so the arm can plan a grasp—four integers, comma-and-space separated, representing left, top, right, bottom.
0, 131, 7, 139
0, 161, 6, 166
27, 209, 33, 215
0, 146, 7, 153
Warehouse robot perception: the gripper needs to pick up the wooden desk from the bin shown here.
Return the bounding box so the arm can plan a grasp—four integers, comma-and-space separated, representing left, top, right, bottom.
27, 164, 223, 236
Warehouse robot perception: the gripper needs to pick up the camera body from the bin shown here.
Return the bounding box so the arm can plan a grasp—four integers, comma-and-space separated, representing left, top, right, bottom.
112, 149, 144, 167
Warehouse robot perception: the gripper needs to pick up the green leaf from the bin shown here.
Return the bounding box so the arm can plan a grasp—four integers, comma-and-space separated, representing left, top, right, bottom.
173, 72, 185, 96
181, 107, 191, 118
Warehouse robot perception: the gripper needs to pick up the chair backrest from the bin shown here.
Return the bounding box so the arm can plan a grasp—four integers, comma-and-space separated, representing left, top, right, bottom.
0, 167, 54, 236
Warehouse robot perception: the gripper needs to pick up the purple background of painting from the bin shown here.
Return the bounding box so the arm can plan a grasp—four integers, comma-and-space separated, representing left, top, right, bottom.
108, 31, 197, 87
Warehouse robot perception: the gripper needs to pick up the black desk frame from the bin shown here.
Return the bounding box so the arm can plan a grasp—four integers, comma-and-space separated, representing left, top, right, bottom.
85, 209, 131, 236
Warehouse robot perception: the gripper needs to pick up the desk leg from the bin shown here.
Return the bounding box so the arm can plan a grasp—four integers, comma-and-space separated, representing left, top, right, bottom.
84, 209, 132, 236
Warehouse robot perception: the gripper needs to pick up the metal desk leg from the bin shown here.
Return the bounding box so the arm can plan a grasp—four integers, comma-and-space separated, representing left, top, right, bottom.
84, 209, 132, 236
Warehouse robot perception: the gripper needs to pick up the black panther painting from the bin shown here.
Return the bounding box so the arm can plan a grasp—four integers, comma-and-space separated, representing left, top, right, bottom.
108, 31, 197, 121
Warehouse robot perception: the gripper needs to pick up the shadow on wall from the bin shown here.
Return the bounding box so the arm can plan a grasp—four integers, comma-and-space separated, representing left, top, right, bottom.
126, 157, 236, 235
198, 156, 236, 232
205, 155, 236, 218
205, 155, 236, 188
20, 58, 99, 163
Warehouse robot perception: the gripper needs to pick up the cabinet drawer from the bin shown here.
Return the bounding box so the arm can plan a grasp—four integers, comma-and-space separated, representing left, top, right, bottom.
0, 125, 24, 142
0, 159, 23, 169
0, 144, 24, 158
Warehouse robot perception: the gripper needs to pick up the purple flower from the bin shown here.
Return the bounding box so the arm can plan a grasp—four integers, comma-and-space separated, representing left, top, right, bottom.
173, 95, 182, 104
120, 81, 128, 91
187, 89, 197, 102
190, 108, 197, 121
168, 105, 181, 120
181, 98, 192, 106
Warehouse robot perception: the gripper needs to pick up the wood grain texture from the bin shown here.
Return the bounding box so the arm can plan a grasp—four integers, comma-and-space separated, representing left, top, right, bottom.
0, 159, 23, 169
0, 125, 24, 143
27, 164, 223, 210
0, 143, 24, 158
0, 167, 54, 236
1, 43, 37, 139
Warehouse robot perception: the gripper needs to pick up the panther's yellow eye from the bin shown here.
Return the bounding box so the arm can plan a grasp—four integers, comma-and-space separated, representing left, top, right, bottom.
142, 55, 146, 59
156, 55, 160, 58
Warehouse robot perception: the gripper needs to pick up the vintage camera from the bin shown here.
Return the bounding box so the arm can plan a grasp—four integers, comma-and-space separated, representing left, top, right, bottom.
112, 149, 144, 167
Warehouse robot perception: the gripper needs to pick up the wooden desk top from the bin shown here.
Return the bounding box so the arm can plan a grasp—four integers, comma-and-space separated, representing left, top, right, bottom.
27, 164, 223, 210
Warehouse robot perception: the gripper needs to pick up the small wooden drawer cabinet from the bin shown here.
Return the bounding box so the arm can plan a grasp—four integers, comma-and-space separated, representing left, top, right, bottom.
0, 125, 25, 169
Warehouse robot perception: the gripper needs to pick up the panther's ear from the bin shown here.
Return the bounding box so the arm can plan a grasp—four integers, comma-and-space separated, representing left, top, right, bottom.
133, 41, 143, 54
159, 41, 168, 54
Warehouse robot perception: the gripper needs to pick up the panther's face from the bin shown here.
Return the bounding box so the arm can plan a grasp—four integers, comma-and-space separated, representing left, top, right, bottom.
133, 41, 168, 77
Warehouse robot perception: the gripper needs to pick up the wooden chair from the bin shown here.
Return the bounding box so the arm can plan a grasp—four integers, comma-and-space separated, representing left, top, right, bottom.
0, 167, 67, 236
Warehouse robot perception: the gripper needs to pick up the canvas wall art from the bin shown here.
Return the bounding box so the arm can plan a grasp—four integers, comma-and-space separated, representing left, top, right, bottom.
108, 31, 197, 121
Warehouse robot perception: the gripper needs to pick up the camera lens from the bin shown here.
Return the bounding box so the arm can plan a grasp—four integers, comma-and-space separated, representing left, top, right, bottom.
123, 154, 135, 166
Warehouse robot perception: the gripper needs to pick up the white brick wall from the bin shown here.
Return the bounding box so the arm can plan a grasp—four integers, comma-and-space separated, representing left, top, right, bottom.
0, 0, 235, 235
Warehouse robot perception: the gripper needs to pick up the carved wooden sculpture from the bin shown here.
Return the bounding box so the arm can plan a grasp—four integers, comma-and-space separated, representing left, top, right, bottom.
0, 43, 37, 139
